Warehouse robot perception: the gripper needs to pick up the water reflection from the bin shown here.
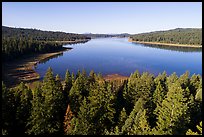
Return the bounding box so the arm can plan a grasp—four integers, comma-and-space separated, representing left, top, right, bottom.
39, 52, 64, 64
35, 38, 202, 78
132, 42, 202, 52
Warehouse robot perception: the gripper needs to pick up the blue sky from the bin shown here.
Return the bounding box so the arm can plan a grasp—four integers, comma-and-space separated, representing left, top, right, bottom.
2, 2, 202, 34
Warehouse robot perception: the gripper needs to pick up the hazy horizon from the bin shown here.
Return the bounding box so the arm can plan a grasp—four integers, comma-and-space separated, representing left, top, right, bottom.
2, 2, 202, 34
2, 25, 202, 35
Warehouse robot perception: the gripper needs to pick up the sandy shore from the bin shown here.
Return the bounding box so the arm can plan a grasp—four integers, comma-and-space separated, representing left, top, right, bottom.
128, 38, 202, 48
2, 47, 71, 88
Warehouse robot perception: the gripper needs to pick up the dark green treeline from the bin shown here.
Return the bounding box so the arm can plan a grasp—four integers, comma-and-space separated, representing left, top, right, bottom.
130, 28, 202, 46
2, 68, 202, 135
2, 26, 90, 61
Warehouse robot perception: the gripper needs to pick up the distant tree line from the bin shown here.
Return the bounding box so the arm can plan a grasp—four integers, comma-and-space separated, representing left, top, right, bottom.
84, 33, 130, 38
130, 28, 202, 46
2, 26, 91, 61
2, 68, 202, 135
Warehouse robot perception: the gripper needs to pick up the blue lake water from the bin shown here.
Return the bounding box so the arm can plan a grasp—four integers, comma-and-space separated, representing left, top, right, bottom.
35, 38, 202, 78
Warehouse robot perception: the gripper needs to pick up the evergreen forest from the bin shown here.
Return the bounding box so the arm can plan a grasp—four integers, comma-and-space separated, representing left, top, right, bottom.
130, 28, 202, 46
2, 26, 90, 61
2, 68, 202, 135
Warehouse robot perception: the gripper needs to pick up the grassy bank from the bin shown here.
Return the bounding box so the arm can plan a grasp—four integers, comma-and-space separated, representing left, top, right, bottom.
128, 38, 202, 48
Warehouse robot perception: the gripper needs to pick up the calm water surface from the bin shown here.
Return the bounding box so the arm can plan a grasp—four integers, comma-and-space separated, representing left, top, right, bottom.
35, 38, 202, 78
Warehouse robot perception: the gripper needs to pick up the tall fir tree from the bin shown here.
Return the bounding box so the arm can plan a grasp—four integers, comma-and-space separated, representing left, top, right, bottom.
2, 82, 16, 135
153, 82, 190, 135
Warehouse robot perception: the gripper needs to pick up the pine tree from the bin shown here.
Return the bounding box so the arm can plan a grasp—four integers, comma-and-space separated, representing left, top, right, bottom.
105, 126, 121, 135
55, 74, 63, 92
195, 81, 202, 101
14, 82, 32, 135
118, 108, 127, 129
64, 69, 72, 94
26, 85, 45, 135
88, 70, 95, 83
2, 82, 16, 135
177, 71, 190, 89
125, 71, 155, 105
63, 104, 74, 135
71, 72, 75, 85
154, 82, 190, 135
42, 68, 65, 134
186, 121, 202, 135
69, 74, 87, 115
166, 72, 178, 87
27, 67, 66, 135
122, 97, 145, 134
131, 109, 151, 135
87, 80, 116, 134
189, 74, 201, 96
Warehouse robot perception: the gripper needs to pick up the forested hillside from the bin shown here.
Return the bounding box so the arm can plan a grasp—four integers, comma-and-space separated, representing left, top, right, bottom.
130, 28, 202, 46
2, 68, 202, 135
2, 26, 91, 61
84, 33, 130, 38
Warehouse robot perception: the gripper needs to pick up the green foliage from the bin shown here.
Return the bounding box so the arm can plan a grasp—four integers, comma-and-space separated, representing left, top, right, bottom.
26, 68, 66, 135
26, 85, 45, 135
13, 82, 33, 135
69, 74, 89, 115
186, 121, 202, 135
122, 97, 145, 134
2, 69, 202, 135
64, 69, 72, 94
154, 82, 191, 135
125, 71, 155, 106
2, 26, 90, 61
195, 81, 202, 101
2, 82, 16, 135
130, 28, 202, 46
131, 109, 151, 135
118, 108, 128, 128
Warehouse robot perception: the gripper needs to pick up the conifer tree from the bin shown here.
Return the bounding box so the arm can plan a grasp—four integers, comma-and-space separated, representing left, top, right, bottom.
177, 71, 190, 89
88, 70, 96, 85
64, 69, 72, 94
63, 104, 74, 135
2, 82, 16, 135
71, 72, 75, 85
186, 121, 202, 135
14, 82, 32, 135
122, 97, 145, 134
26, 85, 45, 135
131, 109, 151, 135
84, 79, 116, 134
153, 81, 165, 105
69, 73, 89, 115
27, 68, 66, 135
42, 68, 65, 134
118, 108, 127, 129
154, 82, 190, 135
166, 72, 178, 87
189, 74, 201, 96
70, 98, 93, 135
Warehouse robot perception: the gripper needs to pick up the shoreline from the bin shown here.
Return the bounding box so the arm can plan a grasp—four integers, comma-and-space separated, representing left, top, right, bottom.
2, 39, 91, 88
128, 38, 202, 48
2, 47, 71, 88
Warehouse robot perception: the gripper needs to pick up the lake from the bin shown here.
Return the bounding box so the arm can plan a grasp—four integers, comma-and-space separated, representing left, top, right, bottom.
35, 38, 202, 79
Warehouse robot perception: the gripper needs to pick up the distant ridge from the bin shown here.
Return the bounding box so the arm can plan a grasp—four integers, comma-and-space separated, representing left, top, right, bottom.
83, 33, 130, 38
129, 28, 202, 46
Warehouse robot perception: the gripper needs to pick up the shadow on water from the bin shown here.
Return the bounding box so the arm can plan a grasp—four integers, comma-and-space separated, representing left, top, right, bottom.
38, 52, 64, 65
132, 42, 202, 52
